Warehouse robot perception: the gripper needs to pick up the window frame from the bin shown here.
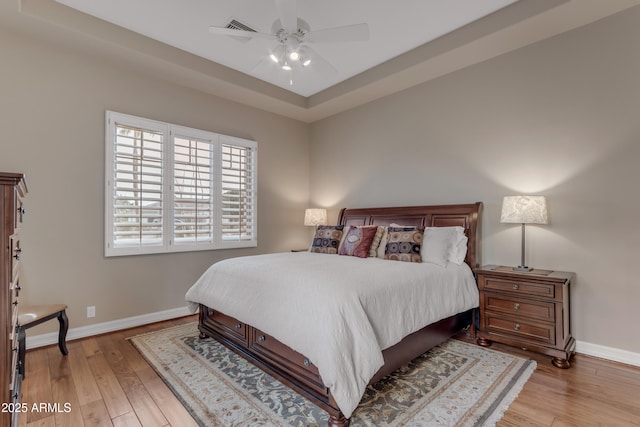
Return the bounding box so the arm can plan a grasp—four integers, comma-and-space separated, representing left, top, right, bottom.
105, 111, 257, 257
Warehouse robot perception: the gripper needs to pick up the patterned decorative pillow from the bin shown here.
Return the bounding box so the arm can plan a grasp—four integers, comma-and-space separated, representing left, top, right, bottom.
384, 227, 424, 263
339, 226, 378, 258
368, 226, 386, 257
309, 225, 345, 254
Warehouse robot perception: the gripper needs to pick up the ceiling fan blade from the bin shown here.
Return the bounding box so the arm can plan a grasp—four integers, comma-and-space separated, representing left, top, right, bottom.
305, 23, 370, 43
275, 0, 298, 33
208, 26, 275, 40
250, 55, 277, 73
300, 46, 337, 74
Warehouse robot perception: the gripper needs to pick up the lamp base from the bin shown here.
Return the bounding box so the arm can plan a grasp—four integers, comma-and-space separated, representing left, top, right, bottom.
513, 265, 533, 272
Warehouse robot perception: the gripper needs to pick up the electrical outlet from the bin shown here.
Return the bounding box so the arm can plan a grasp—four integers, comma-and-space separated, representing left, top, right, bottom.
87, 306, 96, 318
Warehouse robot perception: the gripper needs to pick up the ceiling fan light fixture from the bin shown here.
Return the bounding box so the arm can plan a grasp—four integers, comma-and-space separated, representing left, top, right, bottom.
209, 5, 367, 85
284, 36, 300, 61
269, 45, 286, 65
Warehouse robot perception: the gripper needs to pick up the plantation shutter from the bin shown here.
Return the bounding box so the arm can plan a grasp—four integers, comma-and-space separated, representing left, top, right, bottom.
173, 134, 215, 245
110, 122, 164, 250
221, 139, 257, 243
105, 111, 257, 256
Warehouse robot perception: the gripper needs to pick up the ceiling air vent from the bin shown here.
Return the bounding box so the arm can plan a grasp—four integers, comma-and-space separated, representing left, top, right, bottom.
225, 18, 257, 42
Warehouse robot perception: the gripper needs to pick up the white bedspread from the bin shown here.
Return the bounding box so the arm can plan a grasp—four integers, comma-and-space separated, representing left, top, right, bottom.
185, 252, 479, 418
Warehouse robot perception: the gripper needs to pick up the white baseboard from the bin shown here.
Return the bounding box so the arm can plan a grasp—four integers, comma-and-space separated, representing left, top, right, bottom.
27, 308, 640, 369
25, 306, 193, 350
576, 340, 640, 368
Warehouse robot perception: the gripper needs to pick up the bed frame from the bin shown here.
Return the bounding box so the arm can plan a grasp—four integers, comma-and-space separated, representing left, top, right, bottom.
198, 202, 482, 426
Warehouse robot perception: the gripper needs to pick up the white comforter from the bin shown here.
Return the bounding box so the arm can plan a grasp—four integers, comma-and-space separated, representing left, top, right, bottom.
185, 252, 479, 418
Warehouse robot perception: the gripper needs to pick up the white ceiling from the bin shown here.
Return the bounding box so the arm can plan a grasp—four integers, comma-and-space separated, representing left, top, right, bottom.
3, 0, 640, 122
54, 0, 518, 97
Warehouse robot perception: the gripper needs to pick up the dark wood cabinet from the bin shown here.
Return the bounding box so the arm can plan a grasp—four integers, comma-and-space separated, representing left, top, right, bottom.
476, 265, 575, 368
1, 173, 27, 427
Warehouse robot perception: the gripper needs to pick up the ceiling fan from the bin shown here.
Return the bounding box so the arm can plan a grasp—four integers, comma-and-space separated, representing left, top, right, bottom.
208, 0, 370, 84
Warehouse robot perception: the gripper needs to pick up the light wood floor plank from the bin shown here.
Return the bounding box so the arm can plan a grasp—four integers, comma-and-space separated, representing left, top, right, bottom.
81, 337, 102, 358
46, 346, 84, 427
108, 330, 153, 373
79, 399, 114, 427
136, 372, 199, 427
25, 415, 55, 427
66, 340, 103, 406
21, 345, 53, 425
96, 331, 170, 427
111, 412, 143, 427
85, 351, 134, 420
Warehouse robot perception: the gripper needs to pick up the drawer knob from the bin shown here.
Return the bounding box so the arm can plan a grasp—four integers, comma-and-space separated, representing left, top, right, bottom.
258, 335, 266, 342
514, 323, 521, 330
14, 248, 22, 261
235, 323, 242, 329
303, 358, 312, 367
12, 392, 19, 399
18, 206, 26, 215
514, 303, 520, 310
512, 283, 519, 290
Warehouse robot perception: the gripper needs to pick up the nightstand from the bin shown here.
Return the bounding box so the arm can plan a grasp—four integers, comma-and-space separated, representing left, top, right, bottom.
476, 265, 576, 368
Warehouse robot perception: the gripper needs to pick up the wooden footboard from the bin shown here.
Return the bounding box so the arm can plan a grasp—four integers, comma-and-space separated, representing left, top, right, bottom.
198, 304, 472, 426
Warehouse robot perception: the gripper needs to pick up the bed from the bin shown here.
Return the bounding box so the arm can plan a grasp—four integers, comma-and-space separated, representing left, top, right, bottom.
185, 202, 482, 426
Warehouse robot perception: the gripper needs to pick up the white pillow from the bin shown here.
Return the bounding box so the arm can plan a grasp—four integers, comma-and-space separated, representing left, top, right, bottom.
421, 226, 467, 266
421, 228, 454, 266
450, 235, 468, 265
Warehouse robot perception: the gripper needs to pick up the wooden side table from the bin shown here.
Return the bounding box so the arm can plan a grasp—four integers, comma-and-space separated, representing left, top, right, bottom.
476, 265, 575, 368
17, 304, 69, 377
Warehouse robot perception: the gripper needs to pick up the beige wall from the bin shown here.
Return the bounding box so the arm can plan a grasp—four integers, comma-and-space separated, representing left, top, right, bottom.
0, 27, 310, 334
310, 7, 640, 353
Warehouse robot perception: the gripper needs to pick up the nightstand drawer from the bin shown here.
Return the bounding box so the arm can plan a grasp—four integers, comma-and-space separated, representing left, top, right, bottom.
483, 277, 555, 299
484, 294, 555, 321
485, 313, 555, 345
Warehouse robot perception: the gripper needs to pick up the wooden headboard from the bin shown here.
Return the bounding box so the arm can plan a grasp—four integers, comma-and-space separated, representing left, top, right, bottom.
337, 202, 483, 273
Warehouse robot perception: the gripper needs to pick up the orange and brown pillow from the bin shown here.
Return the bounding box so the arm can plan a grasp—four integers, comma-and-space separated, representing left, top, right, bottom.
339, 226, 378, 258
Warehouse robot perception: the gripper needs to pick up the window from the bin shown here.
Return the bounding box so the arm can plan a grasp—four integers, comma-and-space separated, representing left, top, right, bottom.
105, 111, 257, 256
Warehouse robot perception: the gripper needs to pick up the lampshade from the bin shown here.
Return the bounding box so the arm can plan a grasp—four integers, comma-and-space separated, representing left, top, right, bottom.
304, 208, 327, 226
500, 196, 548, 224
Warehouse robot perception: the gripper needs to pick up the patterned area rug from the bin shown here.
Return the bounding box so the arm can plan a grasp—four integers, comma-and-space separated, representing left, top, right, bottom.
129, 323, 535, 427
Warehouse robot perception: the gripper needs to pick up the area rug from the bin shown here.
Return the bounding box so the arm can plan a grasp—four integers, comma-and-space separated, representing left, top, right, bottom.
129, 323, 536, 426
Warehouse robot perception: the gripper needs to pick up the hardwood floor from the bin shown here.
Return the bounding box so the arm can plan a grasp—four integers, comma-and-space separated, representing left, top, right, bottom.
18, 316, 199, 427
17, 316, 640, 426
455, 334, 640, 427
